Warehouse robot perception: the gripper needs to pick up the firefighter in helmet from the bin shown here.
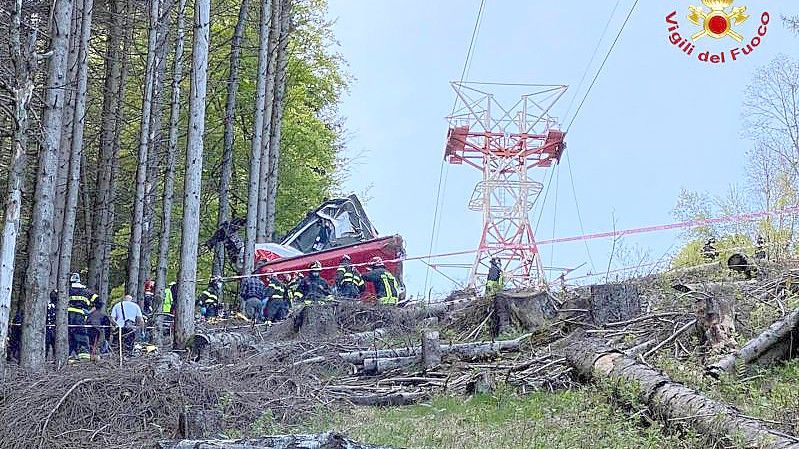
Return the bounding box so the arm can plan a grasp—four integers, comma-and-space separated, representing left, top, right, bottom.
363, 257, 400, 305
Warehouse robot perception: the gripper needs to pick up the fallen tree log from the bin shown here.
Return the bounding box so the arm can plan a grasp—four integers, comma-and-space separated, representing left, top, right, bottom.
564, 335, 799, 449
346, 392, 428, 407
359, 335, 530, 374
341, 334, 531, 365
156, 432, 395, 449
191, 332, 261, 362
707, 306, 799, 377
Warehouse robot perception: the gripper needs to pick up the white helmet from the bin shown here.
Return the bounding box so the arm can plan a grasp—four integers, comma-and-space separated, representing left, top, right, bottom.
70, 273, 81, 284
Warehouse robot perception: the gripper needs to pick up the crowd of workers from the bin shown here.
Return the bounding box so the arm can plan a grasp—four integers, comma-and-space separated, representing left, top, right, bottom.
237, 255, 401, 322
6, 254, 402, 362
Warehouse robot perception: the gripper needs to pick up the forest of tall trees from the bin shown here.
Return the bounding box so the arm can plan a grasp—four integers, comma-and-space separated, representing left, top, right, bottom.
0, 0, 347, 370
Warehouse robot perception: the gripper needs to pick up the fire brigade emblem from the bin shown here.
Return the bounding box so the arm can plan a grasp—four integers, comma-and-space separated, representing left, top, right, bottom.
687, 0, 749, 42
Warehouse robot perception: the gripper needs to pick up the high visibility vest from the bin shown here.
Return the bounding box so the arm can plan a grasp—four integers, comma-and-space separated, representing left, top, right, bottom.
378, 271, 399, 305
269, 283, 286, 301
68, 292, 96, 316
337, 267, 364, 288
200, 291, 218, 305
163, 283, 175, 313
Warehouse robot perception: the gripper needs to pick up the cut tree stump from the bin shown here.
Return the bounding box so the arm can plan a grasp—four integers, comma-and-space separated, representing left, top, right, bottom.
156, 432, 396, 448
587, 284, 641, 325
707, 306, 799, 377
493, 291, 557, 335
563, 334, 799, 449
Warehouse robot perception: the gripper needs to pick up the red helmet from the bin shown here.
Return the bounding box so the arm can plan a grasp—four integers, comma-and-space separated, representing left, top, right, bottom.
144, 279, 155, 293
369, 256, 384, 267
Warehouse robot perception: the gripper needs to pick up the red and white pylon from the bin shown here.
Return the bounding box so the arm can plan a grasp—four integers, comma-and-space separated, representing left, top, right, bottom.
443, 82, 568, 289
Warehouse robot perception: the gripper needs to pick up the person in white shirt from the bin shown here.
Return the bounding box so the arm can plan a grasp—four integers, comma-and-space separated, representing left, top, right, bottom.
111, 295, 144, 352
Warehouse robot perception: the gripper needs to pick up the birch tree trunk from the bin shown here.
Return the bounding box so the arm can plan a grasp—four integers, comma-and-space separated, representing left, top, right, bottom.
88, 0, 126, 298
175, 0, 210, 349
127, 0, 162, 300
0, 0, 34, 365
21, 0, 73, 371
213, 0, 251, 278
55, 0, 94, 365
264, 0, 292, 240
155, 0, 187, 313
139, 0, 170, 295
243, 0, 272, 275
256, 0, 281, 242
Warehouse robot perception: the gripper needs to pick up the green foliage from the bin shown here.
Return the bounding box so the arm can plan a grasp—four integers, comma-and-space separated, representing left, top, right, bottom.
98, 0, 348, 296
296, 389, 704, 448
671, 234, 751, 269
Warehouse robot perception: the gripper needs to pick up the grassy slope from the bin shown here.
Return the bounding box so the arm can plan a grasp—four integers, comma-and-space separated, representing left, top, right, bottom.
289, 389, 704, 449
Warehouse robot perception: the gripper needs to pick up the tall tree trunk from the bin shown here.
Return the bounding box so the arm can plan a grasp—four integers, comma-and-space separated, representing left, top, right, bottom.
88, 0, 128, 301
255, 0, 281, 242
80, 151, 92, 263
55, 0, 94, 366
21, 0, 73, 371
264, 0, 292, 240
212, 0, 251, 278
0, 0, 34, 365
243, 0, 272, 275
50, 0, 83, 291
127, 0, 162, 300
155, 0, 187, 313
139, 0, 170, 296
175, 0, 210, 349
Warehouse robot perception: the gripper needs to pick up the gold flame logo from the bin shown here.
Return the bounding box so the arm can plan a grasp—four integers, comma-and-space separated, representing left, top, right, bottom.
687, 0, 749, 42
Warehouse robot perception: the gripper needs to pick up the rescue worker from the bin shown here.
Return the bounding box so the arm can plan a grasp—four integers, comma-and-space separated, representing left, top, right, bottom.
142, 279, 155, 315
197, 277, 222, 318
313, 220, 333, 251
335, 255, 364, 300
46, 290, 57, 359
363, 257, 400, 305
162, 281, 178, 314
86, 298, 111, 355
755, 235, 767, 261
485, 258, 505, 297
298, 261, 331, 304
68, 273, 96, 360
287, 272, 304, 304
110, 294, 145, 354
7, 309, 22, 362
702, 237, 719, 261
239, 273, 268, 321
263, 271, 290, 322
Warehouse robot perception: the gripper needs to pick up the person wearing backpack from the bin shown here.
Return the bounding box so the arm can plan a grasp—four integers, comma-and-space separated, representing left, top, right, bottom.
110, 294, 144, 354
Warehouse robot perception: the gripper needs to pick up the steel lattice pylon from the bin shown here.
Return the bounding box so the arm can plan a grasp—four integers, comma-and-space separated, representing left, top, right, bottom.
443, 82, 568, 290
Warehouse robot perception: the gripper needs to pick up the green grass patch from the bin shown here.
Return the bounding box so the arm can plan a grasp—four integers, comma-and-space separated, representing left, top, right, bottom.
292, 388, 704, 448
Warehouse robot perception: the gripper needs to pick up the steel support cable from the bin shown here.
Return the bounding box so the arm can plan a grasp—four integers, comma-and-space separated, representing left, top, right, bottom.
563, 0, 623, 121
561, 0, 640, 272
423, 0, 487, 294
566, 152, 597, 272
566, 0, 640, 133
550, 165, 560, 270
